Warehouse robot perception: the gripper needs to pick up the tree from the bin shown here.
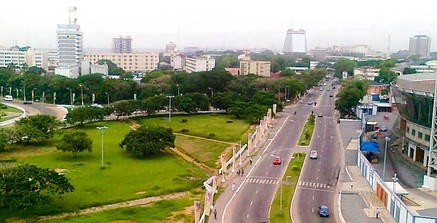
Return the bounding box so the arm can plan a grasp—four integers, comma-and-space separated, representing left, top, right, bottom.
335, 79, 368, 117
0, 129, 7, 152
403, 67, 417, 75
119, 126, 175, 157
57, 130, 93, 157
96, 59, 125, 76
175, 96, 196, 113
0, 164, 75, 209
334, 59, 357, 78
66, 106, 105, 126
15, 115, 60, 144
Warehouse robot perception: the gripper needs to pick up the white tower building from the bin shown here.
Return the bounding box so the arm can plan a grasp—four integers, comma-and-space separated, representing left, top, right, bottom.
55, 6, 83, 78
283, 28, 308, 54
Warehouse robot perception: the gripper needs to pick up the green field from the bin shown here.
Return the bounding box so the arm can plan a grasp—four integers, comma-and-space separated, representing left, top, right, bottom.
136, 114, 251, 142
298, 115, 315, 146
175, 135, 230, 169
0, 120, 206, 221
1, 105, 23, 113
270, 152, 306, 223
41, 197, 194, 223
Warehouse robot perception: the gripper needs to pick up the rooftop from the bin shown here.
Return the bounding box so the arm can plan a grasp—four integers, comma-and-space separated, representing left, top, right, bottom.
394, 73, 436, 94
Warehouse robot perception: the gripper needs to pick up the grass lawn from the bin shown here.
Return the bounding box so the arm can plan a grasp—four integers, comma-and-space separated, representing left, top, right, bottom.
298, 115, 315, 146
135, 114, 251, 142
175, 135, 229, 169
41, 197, 194, 223
0, 120, 206, 221
1, 106, 23, 113
270, 152, 306, 223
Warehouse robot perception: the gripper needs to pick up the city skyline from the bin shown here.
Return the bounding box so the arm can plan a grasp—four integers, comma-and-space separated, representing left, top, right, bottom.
0, 0, 436, 52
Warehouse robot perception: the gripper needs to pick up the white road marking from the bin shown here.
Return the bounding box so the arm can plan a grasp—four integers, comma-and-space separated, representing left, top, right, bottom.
312, 208, 314, 213
247, 214, 249, 218
312, 195, 315, 200
256, 190, 258, 194
316, 176, 319, 180
317, 135, 320, 138
250, 201, 253, 206
265, 171, 269, 175
318, 168, 320, 172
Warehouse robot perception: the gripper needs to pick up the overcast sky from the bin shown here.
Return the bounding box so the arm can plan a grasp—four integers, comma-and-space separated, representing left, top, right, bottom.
0, 0, 436, 52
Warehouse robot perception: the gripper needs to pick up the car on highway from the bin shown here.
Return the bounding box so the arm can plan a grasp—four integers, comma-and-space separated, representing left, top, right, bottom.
273, 157, 281, 165
319, 88, 323, 91
23, 101, 32, 105
332, 86, 336, 89
323, 83, 327, 86
318, 113, 323, 117
329, 94, 333, 97
319, 205, 329, 217
310, 150, 317, 159
307, 101, 314, 105
380, 125, 387, 132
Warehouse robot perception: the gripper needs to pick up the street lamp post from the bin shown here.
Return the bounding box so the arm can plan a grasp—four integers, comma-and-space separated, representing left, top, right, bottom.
1, 86, 3, 97
80, 84, 84, 106
208, 87, 213, 98
67, 88, 73, 107
177, 84, 180, 96
23, 82, 26, 101
166, 96, 175, 123
106, 92, 110, 106
383, 136, 390, 180
97, 126, 108, 168
9, 87, 12, 96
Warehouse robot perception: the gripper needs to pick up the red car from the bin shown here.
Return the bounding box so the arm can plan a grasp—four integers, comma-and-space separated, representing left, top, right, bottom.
273, 157, 281, 165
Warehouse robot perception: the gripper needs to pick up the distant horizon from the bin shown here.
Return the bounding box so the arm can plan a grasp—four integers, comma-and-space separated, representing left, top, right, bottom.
1, 1, 435, 53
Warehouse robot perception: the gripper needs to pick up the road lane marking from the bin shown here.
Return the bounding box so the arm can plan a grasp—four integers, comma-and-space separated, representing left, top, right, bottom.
256, 190, 258, 194
265, 171, 269, 175
247, 214, 249, 218
318, 168, 320, 172
312, 208, 314, 213
250, 201, 253, 206
312, 195, 315, 200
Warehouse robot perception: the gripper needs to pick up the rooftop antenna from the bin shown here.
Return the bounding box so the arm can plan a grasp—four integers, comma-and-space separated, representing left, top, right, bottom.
69, 6, 77, 24
387, 35, 391, 58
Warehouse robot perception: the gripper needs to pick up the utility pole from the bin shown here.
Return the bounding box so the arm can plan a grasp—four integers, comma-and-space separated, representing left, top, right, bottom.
97, 126, 108, 168
166, 96, 175, 123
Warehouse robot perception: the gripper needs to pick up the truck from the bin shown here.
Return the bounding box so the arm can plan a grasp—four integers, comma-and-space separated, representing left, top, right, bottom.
4, 95, 13, 101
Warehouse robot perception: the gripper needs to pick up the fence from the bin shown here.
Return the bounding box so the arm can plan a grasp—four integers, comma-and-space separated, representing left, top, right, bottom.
356, 134, 437, 223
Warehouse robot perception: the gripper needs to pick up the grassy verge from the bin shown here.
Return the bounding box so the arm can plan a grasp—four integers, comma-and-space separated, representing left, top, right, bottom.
136, 114, 250, 142
1, 106, 23, 113
270, 152, 306, 223
175, 135, 229, 169
0, 121, 205, 221
41, 197, 194, 223
298, 115, 315, 146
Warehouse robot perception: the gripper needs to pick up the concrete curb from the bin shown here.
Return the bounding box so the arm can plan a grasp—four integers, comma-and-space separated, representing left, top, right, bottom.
0, 102, 26, 126
290, 153, 308, 223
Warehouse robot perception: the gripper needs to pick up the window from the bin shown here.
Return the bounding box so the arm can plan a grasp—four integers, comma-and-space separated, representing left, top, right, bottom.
407, 127, 410, 133
412, 129, 416, 136
418, 132, 423, 139
425, 134, 430, 141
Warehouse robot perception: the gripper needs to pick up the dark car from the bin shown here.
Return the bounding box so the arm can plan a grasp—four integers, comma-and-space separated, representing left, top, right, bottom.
23, 101, 32, 105
319, 205, 329, 217
307, 101, 314, 105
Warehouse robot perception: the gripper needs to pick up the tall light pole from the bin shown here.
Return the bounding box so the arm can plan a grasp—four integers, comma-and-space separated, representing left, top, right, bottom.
67, 88, 73, 107
1, 86, 3, 97
80, 84, 84, 106
97, 126, 108, 168
166, 96, 175, 123
208, 87, 213, 98
23, 81, 26, 101
9, 87, 12, 96
106, 92, 110, 106
32, 88, 36, 102
177, 84, 180, 96
382, 136, 390, 180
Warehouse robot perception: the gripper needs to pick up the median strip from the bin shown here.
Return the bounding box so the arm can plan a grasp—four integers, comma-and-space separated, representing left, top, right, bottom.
298, 114, 315, 146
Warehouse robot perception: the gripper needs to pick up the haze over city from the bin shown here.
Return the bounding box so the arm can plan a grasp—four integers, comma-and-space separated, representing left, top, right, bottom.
0, 0, 436, 51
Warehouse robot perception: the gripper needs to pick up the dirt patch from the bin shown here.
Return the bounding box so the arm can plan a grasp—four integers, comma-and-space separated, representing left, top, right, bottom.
165, 205, 194, 223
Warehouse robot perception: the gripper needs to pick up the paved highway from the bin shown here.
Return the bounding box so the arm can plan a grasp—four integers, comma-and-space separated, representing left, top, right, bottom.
4, 100, 67, 120
291, 80, 342, 223
222, 79, 338, 223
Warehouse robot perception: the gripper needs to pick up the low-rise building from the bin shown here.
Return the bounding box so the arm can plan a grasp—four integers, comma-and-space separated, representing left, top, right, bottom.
81, 60, 108, 76
184, 56, 215, 73
84, 52, 159, 72
170, 54, 185, 70
0, 46, 48, 71
353, 66, 380, 81
239, 57, 271, 77
286, 67, 308, 75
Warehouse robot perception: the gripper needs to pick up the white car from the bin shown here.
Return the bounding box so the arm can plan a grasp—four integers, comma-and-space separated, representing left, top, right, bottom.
310, 150, 318, 159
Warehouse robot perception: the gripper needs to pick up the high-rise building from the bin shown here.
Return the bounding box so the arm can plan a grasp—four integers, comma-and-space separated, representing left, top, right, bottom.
409, 35, 431, 57
112, 36, 132, 53
283, 28, 308, 54
166, 42, 177, 52
55, 6, 83, 78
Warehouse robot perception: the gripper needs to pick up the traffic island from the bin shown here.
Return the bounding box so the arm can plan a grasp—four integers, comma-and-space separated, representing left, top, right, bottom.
298, 114, 315, 146
269, 152, 306, 223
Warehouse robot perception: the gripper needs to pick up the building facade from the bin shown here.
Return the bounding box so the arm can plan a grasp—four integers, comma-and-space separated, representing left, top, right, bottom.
409, 35, 431, 57
283, 28, 308, 53
0, 46, 48, 71
84, 52, 159, 72
55, 6, 83, 78
80, 60, 108, 76
353, 66, 380, 81
391, 73, 435, 170
112, 36, 132, 53
170, 54, 185, 70
184, 56, 215, 73
239, 58, 271, 77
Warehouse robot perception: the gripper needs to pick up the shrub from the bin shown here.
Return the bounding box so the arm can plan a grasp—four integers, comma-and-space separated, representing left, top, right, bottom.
209, 133, 216, 137
292, 165, 299, 171
181, 129, 190, 133
181, 119, 188, 123
305, 131, 310, 139
226, 120, 233, 123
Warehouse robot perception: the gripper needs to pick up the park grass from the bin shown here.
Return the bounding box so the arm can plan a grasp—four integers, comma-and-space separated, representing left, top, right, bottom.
0, 120, 206, 221
135, 114, 251, 142
270, 152, 306, 223
1, 106, 22, 113
175, 135, 229, 169
41, 197, 194, 223
298, 115, 315, 146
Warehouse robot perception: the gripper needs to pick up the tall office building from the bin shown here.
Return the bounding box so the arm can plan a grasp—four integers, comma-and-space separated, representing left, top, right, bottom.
283, 28, 308, 54
55, 6, 83, 78
112, 36, 132, 53
409, 35, 431, 57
